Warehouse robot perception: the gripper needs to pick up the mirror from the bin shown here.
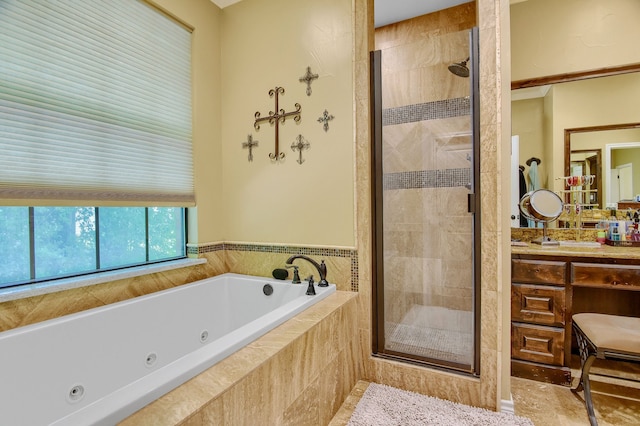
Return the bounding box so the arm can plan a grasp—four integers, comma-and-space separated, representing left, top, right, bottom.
568, 149, 600, 208
512, 69, 640, 228
566, 124, 640, 209
519, 189, 563, 244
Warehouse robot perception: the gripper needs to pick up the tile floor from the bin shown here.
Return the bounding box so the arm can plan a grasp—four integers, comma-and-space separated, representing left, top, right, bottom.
330, 357, 640, 425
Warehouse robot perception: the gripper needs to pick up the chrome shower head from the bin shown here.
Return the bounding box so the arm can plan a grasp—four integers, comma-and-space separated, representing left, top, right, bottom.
448, 57, 470, 78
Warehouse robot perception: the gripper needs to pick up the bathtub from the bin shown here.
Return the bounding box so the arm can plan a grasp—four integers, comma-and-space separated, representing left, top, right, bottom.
0, 273, 336, 426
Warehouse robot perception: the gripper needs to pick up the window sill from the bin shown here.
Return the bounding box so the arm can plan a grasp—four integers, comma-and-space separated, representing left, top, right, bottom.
0, 258, 207, 303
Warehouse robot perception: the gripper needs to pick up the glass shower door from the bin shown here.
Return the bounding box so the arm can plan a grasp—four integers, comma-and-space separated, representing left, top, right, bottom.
372, 28, 480, 373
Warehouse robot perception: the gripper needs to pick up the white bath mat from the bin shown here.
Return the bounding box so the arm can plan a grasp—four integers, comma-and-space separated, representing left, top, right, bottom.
347, 383, 534, 426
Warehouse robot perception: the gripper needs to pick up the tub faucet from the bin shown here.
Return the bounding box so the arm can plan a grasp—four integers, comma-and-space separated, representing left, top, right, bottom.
285, 255, 329, 287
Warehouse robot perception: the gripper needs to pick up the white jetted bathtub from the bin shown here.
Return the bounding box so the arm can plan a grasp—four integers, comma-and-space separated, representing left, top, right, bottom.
0, 273, 336, 425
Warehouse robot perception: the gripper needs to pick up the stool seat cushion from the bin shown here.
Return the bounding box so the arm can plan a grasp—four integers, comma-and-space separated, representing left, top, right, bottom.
573, 313, 640, 358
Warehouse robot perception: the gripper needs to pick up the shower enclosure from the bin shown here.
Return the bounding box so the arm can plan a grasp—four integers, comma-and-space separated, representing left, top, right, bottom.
371, 28, 480, 374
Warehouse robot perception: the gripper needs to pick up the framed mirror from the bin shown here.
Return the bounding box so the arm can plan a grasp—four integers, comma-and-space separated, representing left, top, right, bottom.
565, 123, 640, 209
568, 148, 601, 208
511, 66, 640, 228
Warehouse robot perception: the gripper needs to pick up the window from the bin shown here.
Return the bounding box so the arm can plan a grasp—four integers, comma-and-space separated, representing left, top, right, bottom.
0, 207, 185, 289
0, 1, 193, 291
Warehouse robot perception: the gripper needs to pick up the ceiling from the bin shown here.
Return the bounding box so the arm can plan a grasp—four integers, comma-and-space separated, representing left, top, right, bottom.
209, 0, 474, 28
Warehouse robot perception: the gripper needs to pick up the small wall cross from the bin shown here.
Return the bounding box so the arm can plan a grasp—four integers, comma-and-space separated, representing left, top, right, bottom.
299, 66, 318, 96
254, 87, 301, 161
291, 134, 310, 165
317, 109, 334, 132
242, 134, 258, 162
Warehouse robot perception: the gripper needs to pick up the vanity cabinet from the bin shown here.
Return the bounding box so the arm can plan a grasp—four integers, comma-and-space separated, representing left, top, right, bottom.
511, 252, 640, 386
511, 258, 571, 385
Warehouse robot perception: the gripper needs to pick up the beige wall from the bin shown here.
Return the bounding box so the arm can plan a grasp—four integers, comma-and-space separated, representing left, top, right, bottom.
219, 0, 355, 247
511, 0, 640, 82
512, 97, 548, 187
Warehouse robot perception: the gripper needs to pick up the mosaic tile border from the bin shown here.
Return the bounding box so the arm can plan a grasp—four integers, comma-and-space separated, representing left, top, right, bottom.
187, 243, 223, 255
383, 168, 470, 190
188, 242, 359, 292
382, 96, 470, 126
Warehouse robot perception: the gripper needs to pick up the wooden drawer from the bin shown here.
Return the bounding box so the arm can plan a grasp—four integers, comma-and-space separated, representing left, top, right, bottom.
511, 323, 565, 366
512, 283, 565, 326
572, 263, 640, 290
512, 259, 566, 286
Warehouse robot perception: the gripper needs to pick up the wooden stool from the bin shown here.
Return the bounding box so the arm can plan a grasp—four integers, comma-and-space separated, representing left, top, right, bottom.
572, 313, 640, 426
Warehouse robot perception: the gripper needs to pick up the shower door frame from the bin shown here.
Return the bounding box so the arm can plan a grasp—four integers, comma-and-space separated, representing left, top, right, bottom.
371, 27, 481, 375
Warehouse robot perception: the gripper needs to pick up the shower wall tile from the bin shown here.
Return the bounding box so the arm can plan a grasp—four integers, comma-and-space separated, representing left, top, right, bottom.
379, 27, 475, 108
384, 256, 425, 293
382, 123, 433, 173
374, 2, 476, 51
383, 188, 424, 225
442, 259, 473, 288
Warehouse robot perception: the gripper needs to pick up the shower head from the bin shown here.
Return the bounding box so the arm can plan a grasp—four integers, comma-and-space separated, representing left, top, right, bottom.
448, 57, 470, 78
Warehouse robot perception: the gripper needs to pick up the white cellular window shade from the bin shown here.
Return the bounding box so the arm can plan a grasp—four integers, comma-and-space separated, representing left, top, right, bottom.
0, 0, 194, 206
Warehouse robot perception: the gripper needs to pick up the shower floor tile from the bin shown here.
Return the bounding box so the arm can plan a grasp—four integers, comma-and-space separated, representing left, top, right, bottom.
385, 304, 473, 365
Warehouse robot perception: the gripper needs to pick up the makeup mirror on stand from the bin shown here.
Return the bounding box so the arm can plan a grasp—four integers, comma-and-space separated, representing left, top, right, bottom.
519, 189, 564, 245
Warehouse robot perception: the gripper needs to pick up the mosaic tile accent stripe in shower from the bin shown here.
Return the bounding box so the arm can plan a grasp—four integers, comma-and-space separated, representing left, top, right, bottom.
189, 242, 359, 292
382, 97, 470, 126
383, 168, 470, 190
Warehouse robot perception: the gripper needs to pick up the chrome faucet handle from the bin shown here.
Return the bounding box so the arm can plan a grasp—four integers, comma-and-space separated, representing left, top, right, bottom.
286, 265, 301, 283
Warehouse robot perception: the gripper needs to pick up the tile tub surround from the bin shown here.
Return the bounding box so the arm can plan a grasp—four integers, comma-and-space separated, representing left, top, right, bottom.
0, 242, 356, 333
219, 243, 358, 293
120, 291, 359, 426
0, 250, 226, 332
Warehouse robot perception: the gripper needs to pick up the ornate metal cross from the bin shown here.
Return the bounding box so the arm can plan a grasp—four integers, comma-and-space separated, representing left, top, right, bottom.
241, 134, 258, 162
317, 109, 334, 132
299, 66, 318, 96
291, 134, 310, 165
254, 87, 301, 161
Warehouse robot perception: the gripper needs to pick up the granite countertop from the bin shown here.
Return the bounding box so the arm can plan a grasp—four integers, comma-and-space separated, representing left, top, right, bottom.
511, 242, 640, 259
511, 227, 640, 259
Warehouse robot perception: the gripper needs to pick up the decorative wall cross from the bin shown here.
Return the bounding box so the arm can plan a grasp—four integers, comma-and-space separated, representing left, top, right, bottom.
299, 66, 318, 96
291, 134, 310, 165
254, 87, 301, 161
241, 134, 258, 162
317, 109, 334, 132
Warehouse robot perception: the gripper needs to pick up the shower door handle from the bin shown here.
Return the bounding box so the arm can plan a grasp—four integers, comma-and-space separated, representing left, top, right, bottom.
468, 193, 476, 213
